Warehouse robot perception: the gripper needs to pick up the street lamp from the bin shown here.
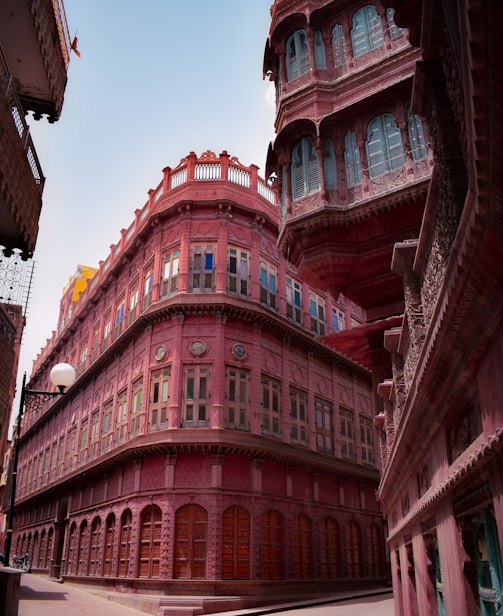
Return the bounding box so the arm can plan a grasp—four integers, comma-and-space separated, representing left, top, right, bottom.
3, 363, 76, 567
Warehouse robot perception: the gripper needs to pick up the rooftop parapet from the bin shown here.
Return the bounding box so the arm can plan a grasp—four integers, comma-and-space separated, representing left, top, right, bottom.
31, 151, 277, 373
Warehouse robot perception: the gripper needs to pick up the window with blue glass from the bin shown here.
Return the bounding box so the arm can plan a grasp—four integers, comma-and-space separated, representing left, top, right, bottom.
291, 137, 320, 199
344, 131, 363, 188
190, 244, 214, 292
309, 292, 326, 335
286, 277, 302, 324
366, 113, 405, 177
351, 5, 384, 58
323, 139, 337, 190
407, 109, 428, 161
314, 30, 326, 69
332, 25, 345, 67
260, 260, 278, 310
286, 30, 310, 81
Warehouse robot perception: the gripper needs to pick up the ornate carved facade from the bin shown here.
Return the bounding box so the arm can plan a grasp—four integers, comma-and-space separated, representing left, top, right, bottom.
11, 152, 385, 608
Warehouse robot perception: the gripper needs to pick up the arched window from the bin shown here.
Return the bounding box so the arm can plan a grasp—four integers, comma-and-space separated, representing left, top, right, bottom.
38, 529, 47, 568
332, 25, 345, 67
293, 513, 313, 579
103, 513, 115, 577
351, 5, 384, 57
88, 517, 101, 576
286, 30, 310, 81
386, 8, 405, 40
222, 506, 250, 579
346, 521, 362, 577
366, 523, 382, 577
118, 509, 132, 577
323, 139, 337, 190
139, 505, 162, 578
174, 504, 208, 579
314, 31, 326, 69
281, 167, 287, 217
291, 137, 320, 199
344, 132, 363, 188
77, 520, 88, 576
366, 113, 405, 177
407, 109, 428, 160
320, 517, 340, 578
46, 527, 54, 569
276, 57, 282, 99
66, 523, 77, 574
261, 509, 285, 579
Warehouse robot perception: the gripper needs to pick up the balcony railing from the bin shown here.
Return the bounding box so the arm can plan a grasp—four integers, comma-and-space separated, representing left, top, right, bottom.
0, 45, 45, 192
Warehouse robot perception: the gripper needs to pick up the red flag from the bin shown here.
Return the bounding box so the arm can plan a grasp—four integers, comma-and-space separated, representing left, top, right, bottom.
71, 36, 81, 57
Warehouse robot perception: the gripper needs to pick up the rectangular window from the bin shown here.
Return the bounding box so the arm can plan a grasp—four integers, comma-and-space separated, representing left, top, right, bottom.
115, 297, 126, 339
225, 367, 249, 430
90, 410, 100, 459
228, 247, 249, 296
332, 306, 345, 332
162, 248, 180, 295
340, 408, 355, 459
290, 387, 308, 445
183, 366, 210, 426
190, 244, 215, 292
286, 277, 302, 324
144, 267, 154, 309
116, 390, 128, 445
359, 416, 374, 465
149, 369, 170, 431
129, 284, 139, 325
309, 292, 326, 335
315, 397, 333, 453
260, 261, 278, 310
79, 419, 88, 464
67, 427, 77, 470
92, 324, 100, 361
78, 341, 88, 373
102, 400, 114, 453
261, 375, 282, 437
103, 313, 112, 349
131, 380, 143, 436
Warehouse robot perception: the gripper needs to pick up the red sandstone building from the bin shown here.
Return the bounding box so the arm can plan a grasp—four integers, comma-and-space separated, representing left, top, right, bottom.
8, 1, 503, 614
12, 151, 385, 605
0, 0, 72, 535
263, 1, 503, 615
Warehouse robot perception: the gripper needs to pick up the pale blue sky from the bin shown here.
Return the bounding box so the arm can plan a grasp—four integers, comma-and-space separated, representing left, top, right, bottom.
13, 1, 275, 426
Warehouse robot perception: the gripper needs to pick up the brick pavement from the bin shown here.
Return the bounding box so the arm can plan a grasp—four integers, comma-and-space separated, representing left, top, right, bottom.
16, 573, 395, 616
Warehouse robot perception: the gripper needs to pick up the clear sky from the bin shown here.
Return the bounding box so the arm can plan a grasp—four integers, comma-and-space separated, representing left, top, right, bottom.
11, 1, 276, 432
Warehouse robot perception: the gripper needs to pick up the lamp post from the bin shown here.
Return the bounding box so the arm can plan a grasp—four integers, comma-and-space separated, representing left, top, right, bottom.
3, 363, 76, 567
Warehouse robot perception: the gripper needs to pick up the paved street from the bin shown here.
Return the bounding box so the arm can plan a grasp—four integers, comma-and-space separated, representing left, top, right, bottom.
16, 573, 395, 616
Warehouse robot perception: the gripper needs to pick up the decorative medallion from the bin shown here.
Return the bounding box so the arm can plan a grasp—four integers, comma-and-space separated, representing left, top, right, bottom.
155, 345, 167, 361
190, 339, 207, 357
232, 343, 247, 360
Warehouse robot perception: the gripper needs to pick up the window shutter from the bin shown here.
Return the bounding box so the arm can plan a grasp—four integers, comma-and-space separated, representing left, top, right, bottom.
345, 131, 363, 187
366, 117, 386, 177
324, 139, 337, 190
351, 8, 369, 57
332, 25, 345, 67
384, 113, 405, 169
286, 34, 298, 81
314, 31, 326, 69
367, 5, 384, 49
306, 138, 320, 193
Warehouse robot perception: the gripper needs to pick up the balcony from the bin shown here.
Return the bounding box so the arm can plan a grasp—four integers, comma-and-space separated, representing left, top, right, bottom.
0, 46, 45, 257
0, 0, 71, 121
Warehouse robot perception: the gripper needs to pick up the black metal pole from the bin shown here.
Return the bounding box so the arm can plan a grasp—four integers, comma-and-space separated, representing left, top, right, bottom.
3, 373, 27, 567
